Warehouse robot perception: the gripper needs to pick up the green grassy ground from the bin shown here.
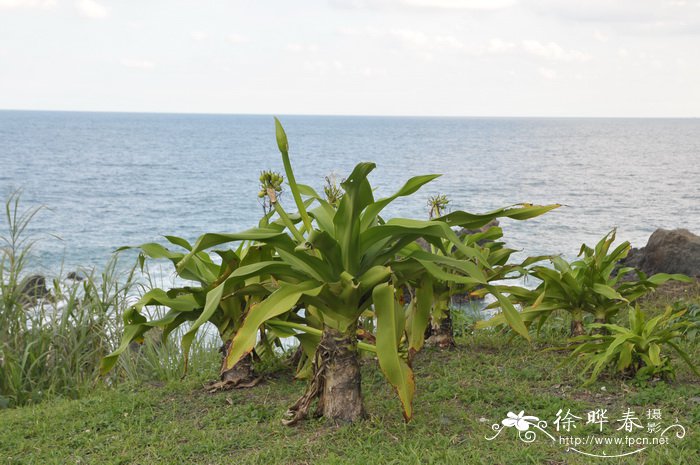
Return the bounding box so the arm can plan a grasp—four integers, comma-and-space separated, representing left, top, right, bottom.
1, 289, 699, 465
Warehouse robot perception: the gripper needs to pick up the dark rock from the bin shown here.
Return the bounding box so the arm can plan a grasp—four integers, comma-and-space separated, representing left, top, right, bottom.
620, 228, 700, 277
19, 274, 51, 302
66, 271, 85, 281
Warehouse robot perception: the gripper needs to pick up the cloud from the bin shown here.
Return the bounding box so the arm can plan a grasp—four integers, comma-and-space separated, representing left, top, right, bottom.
120, 59, 155, 70
593, 30, 609, 42
521, 40, 591, 62
75, 0, 108, 19
340, 26, 590, 66
330, 0, 516, 11
286, 42, 319, 53
190, 31, 209, 41
388, 29, 518, 55
538, 67, 557, 79
524, 0, 700, 35
227, 33, 249, 44
0, 0, 55, 9
398, 0, 516, 10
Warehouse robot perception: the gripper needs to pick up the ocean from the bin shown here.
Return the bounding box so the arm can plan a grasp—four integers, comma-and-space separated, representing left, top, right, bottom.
1, 110, 698, 277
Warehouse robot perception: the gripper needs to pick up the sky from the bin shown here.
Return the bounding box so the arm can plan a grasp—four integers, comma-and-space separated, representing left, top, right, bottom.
1, 0, 699, 117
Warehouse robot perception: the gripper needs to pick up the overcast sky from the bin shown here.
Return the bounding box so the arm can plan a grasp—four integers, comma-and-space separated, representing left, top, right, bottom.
1, 0, 699, 116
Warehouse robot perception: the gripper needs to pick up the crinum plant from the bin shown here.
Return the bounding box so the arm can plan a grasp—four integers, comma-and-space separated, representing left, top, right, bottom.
478, 230, 692, 337
100, 234, 286, 389
568, 304, 699, 385
172, 118, 559, 424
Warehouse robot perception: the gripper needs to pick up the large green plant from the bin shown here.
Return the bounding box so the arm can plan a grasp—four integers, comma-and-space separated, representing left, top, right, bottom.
568, 305, 699, 385
100, 236, 284, 389
169, 118, 558, 424
478, 230, 691, 337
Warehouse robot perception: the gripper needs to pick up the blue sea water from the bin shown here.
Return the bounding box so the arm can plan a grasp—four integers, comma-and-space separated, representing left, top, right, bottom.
1, 110, 698, 276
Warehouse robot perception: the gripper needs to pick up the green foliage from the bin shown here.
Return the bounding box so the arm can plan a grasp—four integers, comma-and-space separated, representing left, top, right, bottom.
167, 118, 559, 422
0, 193, 137, 407
568, 305, 699, 385
478, 229, 692, 336
100, 235, 284, 378
677, 302, 700, 342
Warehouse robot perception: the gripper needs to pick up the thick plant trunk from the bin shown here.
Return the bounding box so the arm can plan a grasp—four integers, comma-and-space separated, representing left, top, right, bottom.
426, 310, 456, 349
284, 325, 366, 425
568, 309, 585, 337
206, 341, 261, 392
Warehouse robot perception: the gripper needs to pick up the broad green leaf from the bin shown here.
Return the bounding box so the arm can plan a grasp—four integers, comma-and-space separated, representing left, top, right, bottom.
408, 276, 433, 354
646, 273, 692, 285
335, 162, 376, 274
360, 174, 440, 230
437, 204, 560, 228
100, 309, 149, 374
181, 283, 225, 372
222, 281, 323, 371
489, 287, 531, 341
648, 343, 661, 366
592, 283, 627, 302
373, 282, 415, 421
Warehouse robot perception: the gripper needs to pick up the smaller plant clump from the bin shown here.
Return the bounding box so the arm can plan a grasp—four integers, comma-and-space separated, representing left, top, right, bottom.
478, 229, 692, 337
568, 305, 699, 385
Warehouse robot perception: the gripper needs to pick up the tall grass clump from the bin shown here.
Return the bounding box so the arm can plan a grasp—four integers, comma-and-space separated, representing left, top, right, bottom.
0, 193, 133, 406
0, 192, 220, 408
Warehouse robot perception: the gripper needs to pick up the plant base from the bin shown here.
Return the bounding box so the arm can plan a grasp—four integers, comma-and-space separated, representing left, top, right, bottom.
284, 325, 366, 425
426, 313, 456, 349
206, 343, 261, 392
570, 319, 586, 337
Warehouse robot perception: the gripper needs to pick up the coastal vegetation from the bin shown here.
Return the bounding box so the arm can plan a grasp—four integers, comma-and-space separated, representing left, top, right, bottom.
1, 120, 699, 463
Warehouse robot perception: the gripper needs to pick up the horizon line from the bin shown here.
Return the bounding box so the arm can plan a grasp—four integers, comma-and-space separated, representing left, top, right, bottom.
1, 108, 698, 119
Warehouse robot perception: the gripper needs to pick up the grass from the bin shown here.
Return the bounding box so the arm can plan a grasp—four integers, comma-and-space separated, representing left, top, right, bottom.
1, 287, 698, 464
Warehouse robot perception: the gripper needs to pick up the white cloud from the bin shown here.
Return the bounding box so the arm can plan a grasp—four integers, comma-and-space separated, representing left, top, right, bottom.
120, 59, 155, 70
400, 0, 516, 10
390, 29, 431, 47
286, 42, 319, 53
75, 0, 109, 19
487, 38, 516, 53
593, 30, 609, 42
521, 40, 591, 62
525, 0, 700, 35
190, 31, 209, 42
389, 29, 520, 56
227, 33, 249, 44
538, 67, 557, 79
0, 0, 55, 9
331, 0, 516, 11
